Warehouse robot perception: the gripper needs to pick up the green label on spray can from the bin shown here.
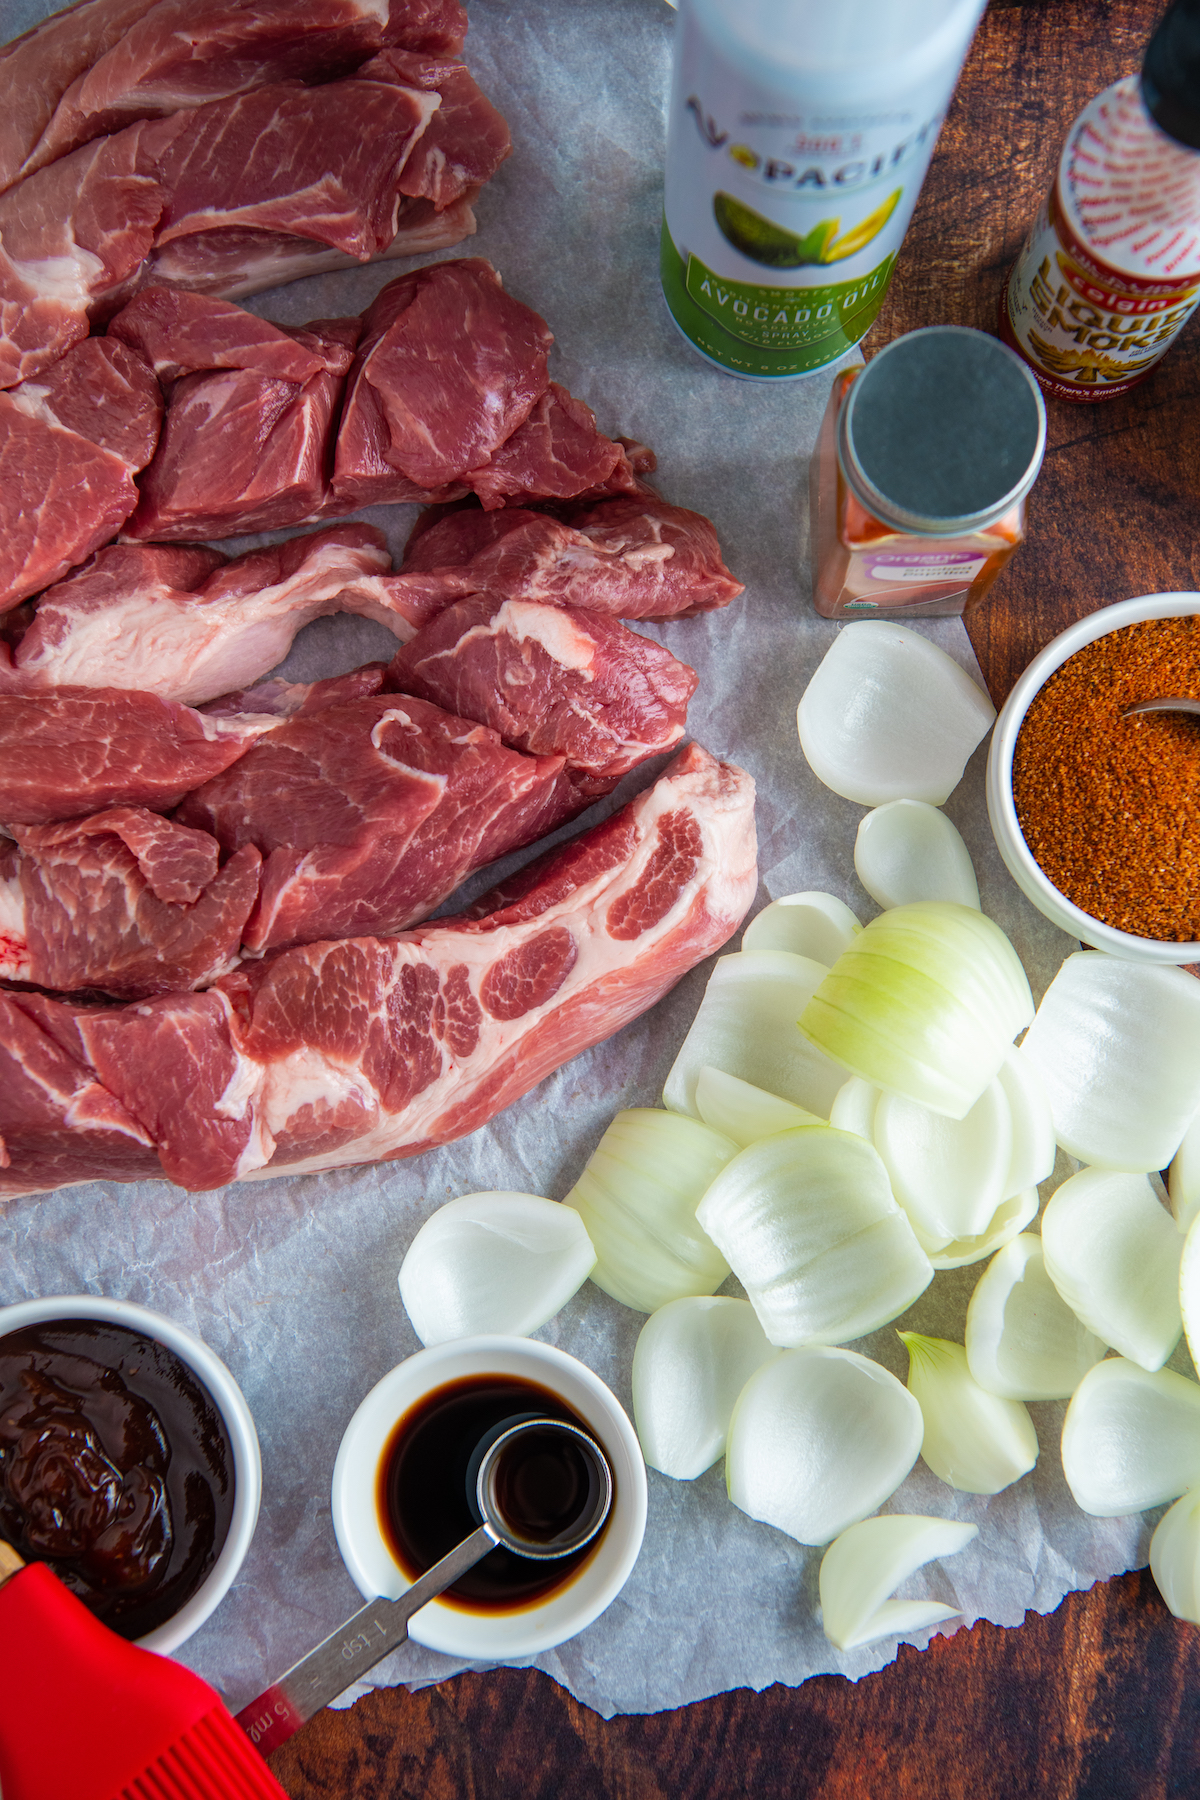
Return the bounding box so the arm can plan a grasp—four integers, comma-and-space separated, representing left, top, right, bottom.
661, 222, 896, 376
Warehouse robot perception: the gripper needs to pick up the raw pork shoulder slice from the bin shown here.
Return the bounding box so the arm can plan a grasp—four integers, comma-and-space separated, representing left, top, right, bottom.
360, 48, 511, 212
0, 67, 489, 383
19, 0, 470, 181
201, 664, 390, 721
389, 494, 745, 621
0, 0, 161, 193
331, 258, 552, 507
0, 806, 260, 999
388, 596, 698, 797
0, 687, 278, 825
0, 337, 162, 612
0, 743, 756, 1197
0, 989, 161, 1195
0, 526, 407, 704
130, 193, 477, 303
113, 301, 359, 538
176, 692, 578, 954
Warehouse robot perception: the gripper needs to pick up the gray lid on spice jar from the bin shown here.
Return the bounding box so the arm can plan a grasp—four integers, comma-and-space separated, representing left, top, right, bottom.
837, 326, 1048, 537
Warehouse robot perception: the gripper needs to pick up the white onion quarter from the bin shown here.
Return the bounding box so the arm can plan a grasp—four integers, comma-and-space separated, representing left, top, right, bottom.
631, 1297, 778, 1480
695, 1126, 933, 1346
1019, 953, 1200, 1173
663, 949, 848, 1120
796, 621, 996, 807
901, 1333, 1038, 1495
1150, 1489, 1200, 1624
563, 1109, 735, 1314
398, 1192, 597, 1346
742, 891, 863, 966
726, 1346, 923, 1545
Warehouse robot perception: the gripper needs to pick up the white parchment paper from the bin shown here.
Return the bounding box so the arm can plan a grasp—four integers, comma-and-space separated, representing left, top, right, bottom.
0, 0, 1166, 1721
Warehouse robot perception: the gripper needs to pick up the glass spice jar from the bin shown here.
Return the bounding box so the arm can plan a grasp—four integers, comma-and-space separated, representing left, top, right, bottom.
810, 325, 1047, 619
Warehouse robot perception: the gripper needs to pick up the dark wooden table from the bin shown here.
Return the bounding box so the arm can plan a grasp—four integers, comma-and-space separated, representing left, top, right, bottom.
268, 4, 1200, 1793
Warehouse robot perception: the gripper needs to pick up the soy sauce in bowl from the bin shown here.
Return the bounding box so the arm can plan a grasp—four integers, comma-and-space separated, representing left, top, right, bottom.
377, 1374, 613, 1611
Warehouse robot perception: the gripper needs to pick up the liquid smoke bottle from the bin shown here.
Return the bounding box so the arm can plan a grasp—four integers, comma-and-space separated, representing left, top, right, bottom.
1001, 0, 1200, 401
659, 0, 988, 381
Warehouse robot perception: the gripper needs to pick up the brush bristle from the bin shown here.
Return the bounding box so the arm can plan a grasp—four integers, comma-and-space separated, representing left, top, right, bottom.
119, 1705, 290, 1800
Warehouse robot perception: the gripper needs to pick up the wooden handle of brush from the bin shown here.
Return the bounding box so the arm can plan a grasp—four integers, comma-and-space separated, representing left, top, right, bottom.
0, 1542, 23, 1591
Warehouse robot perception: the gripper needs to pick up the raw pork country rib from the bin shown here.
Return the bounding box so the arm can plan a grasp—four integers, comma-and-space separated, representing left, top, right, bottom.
0, 63, 507, 385
332, 262, 639, 513
176, 693, 577, 953
0, 526, 405, 704
0, 744, 756, 1198
17, 0, 470, 183
112, 263, 644, 536
0, 688, 278, 825
388, 596, 699, 798
0, 0, 468, 192
0, 806, 259, 998
0, 337, 161, 612
114, 301, 360, 537
393, 494, 746, 621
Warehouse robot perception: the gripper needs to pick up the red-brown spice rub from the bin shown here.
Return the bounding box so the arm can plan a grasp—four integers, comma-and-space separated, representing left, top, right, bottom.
1012, 614, 1200, 942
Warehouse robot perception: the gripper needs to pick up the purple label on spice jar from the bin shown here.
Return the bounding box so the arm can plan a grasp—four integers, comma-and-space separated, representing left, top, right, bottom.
866, 552, 988, 584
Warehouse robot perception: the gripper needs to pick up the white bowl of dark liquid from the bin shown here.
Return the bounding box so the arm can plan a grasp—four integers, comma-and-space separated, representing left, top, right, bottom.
331, 1336, 648, 1659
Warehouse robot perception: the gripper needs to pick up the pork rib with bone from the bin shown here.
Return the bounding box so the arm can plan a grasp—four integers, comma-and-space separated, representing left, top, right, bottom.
0, 744, 757, 1199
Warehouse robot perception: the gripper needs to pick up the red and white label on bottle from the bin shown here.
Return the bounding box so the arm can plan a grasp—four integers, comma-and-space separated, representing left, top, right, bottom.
1003, 82, 1200, 399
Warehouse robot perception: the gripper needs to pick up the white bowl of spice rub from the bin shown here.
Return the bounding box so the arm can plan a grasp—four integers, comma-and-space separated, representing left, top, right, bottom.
0, 1294, 262, 1654
986, 593, 1200, 962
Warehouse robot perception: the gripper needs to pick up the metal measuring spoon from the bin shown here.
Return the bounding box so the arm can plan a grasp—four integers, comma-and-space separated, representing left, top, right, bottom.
236, 1418, 612, 1758
1122, 697, 1200, 718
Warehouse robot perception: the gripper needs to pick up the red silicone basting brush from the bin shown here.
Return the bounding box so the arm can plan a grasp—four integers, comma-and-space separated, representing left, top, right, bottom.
0, 1545, 292, 1800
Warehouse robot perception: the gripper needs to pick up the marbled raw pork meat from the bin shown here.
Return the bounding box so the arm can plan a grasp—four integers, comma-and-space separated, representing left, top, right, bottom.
0, 688, 278, 825
330, 260, 639, 512
392, 493, 746, 621
0, 337, 161, 610
16, 0, 469, 182
388, 596, 699, 798
0, 744, 756, 1198
0, 526, 405, 704
176, 693, 577, 953
0, 806, 259, 998
113, 263, 642, 534
0, 0, 162, 194
0, 67, 499, 385
111, 295, 359, 537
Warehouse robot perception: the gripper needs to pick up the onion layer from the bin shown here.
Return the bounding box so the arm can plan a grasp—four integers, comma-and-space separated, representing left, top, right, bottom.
1061, 1359, 1200, 1516
964, 1233, 1104, 1401
1041, 1169, 1183, 1372
631, 1297, 778, 1480
726, 1346, 923, 1546
901, 1333, 1038, 1494
398, 1192, 597, 1346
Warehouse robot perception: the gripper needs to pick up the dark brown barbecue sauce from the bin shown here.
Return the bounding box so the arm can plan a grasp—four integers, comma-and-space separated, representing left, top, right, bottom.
377, 1374, 612, 1612
0, 1318, 235, 1639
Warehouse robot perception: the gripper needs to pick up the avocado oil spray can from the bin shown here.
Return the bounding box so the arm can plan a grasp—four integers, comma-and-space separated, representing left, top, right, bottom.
661, 0, 988, 380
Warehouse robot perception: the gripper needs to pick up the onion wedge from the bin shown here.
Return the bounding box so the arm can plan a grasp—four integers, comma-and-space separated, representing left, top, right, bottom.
631, 1297, 778, 1480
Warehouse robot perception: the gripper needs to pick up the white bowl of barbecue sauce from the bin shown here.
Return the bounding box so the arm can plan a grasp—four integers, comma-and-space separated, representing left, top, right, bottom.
0, 1294, 262, 1654
332, 1337, 648, 1659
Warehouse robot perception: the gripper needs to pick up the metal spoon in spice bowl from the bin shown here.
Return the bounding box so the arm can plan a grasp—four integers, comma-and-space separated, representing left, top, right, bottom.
236, 1417, 613, 1759
1123, 696, 1200, 717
